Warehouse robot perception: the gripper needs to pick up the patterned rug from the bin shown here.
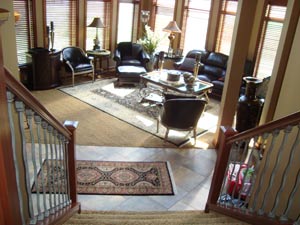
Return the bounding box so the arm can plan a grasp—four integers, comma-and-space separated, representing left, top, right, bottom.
59, 78, 216, 146
32, 160, 175, 195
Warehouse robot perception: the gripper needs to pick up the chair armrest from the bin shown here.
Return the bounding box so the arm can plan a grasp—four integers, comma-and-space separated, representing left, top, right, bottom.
173, 58, 184, 69
65, 60, 75, 72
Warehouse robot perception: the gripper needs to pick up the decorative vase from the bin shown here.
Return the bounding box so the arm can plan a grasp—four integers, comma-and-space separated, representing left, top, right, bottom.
236, 77, 264, 132
147, 54, 155, 72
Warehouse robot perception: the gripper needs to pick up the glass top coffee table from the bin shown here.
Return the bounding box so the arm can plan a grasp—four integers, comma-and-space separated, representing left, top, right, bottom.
140, 70, 213, 101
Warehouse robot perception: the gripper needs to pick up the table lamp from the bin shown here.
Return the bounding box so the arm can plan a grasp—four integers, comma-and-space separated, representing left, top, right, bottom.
88, 17, 105, 50
163, 21, 181, 57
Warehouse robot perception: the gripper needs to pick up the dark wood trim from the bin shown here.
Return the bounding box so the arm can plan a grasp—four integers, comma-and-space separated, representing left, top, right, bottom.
208, 203, 293, 225
42, 0, 47, 48
76, 0, 80, 47
83, 0, 87, 50
32, 0, 38, 47
205, 0, 215, 51
64, 121, 79, 205
4, 68, 71, 139
205, 126, 237, 211
0, 17, 23, 225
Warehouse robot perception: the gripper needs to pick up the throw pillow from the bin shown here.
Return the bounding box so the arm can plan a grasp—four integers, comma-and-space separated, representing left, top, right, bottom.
178, 58, 196, 73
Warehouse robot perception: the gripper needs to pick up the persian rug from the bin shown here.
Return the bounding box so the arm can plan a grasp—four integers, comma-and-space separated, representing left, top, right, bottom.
32, 160, 175, 195
59, 78, 216, 146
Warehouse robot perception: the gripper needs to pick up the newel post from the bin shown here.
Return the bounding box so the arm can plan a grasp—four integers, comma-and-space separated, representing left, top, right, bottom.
205, 126, 237, 212
64, 120, 79, 204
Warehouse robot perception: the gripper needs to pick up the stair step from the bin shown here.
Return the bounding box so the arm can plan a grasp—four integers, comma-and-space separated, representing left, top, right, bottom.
63, 210, 249, 225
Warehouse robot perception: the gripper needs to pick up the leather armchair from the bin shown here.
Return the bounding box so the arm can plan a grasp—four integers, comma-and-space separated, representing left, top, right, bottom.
113, 42, 150, 69
62, 47, 94, 86
157, 98, 207, 145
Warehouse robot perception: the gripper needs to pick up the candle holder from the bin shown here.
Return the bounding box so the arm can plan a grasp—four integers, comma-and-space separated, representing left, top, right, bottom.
193, 53, 202, 78
49, 21, 55, 51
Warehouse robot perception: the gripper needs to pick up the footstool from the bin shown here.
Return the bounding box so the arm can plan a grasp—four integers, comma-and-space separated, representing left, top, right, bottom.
117, 65, 147, 86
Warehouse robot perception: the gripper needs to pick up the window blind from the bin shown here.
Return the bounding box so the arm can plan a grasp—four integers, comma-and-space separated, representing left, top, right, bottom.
13, 0, 35, 64
153, 0, 175, 52
45, 0, 78, 50
215, 0, 238, 55
180, 0, 212, 53
254, 4, 286, 79
86, 0, 111, 51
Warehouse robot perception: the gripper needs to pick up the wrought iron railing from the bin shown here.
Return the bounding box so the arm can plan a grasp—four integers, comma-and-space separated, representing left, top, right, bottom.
206, 111, 300, 225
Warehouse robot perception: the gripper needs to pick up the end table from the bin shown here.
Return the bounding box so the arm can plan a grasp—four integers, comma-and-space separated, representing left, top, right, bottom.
87, 50, 111, 75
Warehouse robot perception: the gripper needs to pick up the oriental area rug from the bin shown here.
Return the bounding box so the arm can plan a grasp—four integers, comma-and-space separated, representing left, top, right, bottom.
32, 160, 175, 195
59, 78, 216, 146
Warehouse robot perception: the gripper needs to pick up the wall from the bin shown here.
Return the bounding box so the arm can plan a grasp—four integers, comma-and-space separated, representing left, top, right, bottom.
274, 11, 300, 119
0, 0, 19, 79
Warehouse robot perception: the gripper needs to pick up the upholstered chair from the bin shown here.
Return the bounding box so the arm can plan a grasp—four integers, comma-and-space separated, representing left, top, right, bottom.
113, 42, 150, 85
62, 47, 94, 86
157, 98, 207, 145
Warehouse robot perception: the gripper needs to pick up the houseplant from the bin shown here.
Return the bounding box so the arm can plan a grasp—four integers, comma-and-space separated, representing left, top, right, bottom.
138, 25, 163, 71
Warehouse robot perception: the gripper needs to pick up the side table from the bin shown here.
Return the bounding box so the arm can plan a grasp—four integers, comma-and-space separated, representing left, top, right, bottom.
86, 50, 111, 75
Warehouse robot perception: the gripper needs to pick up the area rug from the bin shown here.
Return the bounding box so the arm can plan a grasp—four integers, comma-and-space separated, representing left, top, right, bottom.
59, 78, 216, 146
32, 160, 175, 195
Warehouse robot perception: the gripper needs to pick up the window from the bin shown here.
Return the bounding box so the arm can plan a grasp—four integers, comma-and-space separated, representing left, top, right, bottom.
13, 0, 35, 64
45, 0, 78, 50
153, 0, 175, 52
117, 1, 139, 43
215, 0, 238, 55
85, 0, 111, 51
254, 4, 286, 79
180, 0, 212, 53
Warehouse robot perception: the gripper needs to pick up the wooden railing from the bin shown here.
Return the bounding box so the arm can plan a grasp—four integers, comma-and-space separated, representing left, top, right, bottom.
0, 11, 80, 224
205, 111, 300, 225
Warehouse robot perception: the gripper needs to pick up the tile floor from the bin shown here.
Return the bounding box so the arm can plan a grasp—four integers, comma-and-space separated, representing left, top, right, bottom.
76, 145, 217, 211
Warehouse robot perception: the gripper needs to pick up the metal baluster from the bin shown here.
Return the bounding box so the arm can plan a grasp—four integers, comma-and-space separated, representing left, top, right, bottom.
15, 101, 36, 224
53, 129, 61, 211
34, 115, 45, 221
6, 92, 26, 225
230, 139, 250, 207
250, 129, 279, 214
57, 134, 64, 209
236, 136, 258, 208
258, 126, 292, 216
26, 109, 42, 220
218, 140, 244, 206
243, 133, 269, 211
280, 168, 300, 222
41, 121, 50, 217
61, 136, 67, 207
47, 126, 55, 215
64, 138, 72, 205
269, 125, 300, 218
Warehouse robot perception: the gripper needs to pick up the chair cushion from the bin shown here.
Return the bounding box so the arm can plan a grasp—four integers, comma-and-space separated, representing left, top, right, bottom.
117, 66, 146, 78
120, 59, 143, 67
74, 63, 93, 72
205, 52, 228, 69
163, 92, 196, 100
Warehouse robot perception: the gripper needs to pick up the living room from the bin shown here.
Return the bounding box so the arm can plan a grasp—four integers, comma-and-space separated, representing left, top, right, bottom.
0, 0, 300, 223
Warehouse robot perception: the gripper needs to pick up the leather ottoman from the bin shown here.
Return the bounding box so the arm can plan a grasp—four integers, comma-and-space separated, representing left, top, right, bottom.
117, 65, 147, 85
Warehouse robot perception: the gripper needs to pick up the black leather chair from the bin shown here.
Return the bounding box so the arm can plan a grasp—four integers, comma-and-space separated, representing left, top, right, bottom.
113, 42, 150, 85
157, 98, 207, 145
62, 47, 94, 86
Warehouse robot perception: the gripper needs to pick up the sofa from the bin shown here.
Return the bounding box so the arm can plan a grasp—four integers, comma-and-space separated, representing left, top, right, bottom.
174, 50, 254, 99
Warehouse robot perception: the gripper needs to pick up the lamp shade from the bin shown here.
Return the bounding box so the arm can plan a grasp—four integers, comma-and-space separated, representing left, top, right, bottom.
88, 17, 105, 28
163, 21, 181, 33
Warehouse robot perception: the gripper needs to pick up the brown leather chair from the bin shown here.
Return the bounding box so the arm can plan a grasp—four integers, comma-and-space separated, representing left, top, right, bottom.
62, 47, 94, 86
157, 98, 207, 145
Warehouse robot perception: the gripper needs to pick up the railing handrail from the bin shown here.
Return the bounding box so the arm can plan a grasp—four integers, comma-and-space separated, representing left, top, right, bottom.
4, 68, 71, 139
227, 111, 300, 144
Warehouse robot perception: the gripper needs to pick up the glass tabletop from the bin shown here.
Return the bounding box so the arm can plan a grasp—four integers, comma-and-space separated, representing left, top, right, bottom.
141, 70, 213, 95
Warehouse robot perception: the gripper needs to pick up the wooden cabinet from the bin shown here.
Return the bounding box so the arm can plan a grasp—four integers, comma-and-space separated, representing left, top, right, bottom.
26, 48, 61, 90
